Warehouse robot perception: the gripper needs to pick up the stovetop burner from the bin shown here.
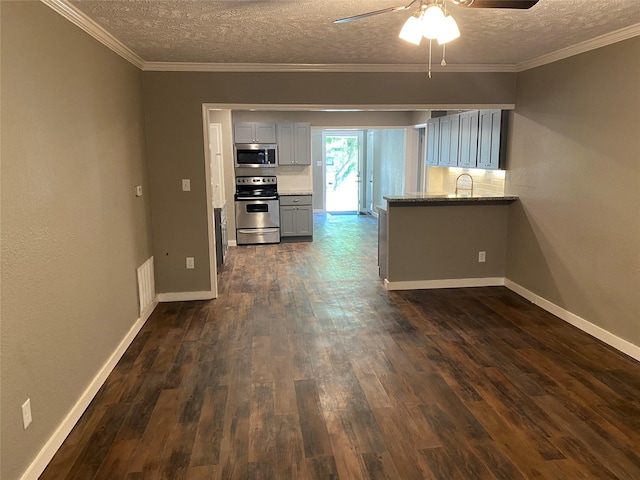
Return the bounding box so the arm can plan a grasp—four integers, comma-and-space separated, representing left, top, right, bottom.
235, 175, 278, 199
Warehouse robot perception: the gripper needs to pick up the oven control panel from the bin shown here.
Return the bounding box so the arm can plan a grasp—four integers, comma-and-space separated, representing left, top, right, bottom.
236, 176, 277, 186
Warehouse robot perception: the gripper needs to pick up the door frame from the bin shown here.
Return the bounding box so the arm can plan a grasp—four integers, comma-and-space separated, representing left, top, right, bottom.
201, 103, 513, 300
364, 130, 375, 214
201, 119, 222, 299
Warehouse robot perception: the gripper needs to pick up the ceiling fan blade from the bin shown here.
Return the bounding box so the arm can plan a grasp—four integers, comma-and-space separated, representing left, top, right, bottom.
334, 0, 419, 24
453, 0, 539, 8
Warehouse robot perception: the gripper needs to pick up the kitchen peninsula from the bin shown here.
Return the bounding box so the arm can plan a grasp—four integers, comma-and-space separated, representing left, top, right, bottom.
378, 193, 518, 290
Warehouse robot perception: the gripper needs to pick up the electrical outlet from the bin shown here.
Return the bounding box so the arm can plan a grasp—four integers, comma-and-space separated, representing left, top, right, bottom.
186, 257, 195, 269
22, 399, 32, 430
478, 251, 486, 263
182, 179, 191, 192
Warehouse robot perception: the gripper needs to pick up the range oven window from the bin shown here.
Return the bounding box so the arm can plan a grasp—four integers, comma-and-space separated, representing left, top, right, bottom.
235, 144, 277, 167
246, 204, 269, 213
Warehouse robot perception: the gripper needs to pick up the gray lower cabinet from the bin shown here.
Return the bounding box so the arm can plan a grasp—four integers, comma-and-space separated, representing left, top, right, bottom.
280, 195, 313, 238
378, 207, 388, 279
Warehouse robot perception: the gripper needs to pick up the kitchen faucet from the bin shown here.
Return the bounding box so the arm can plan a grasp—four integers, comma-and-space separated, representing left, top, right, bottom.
455, 173, 474, 196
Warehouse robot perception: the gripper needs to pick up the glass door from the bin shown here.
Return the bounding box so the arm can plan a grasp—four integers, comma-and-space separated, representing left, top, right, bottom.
323, 131, 363, 213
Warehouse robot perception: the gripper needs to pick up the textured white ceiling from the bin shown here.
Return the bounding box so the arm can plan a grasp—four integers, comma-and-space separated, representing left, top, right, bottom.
68, 0, 640, 66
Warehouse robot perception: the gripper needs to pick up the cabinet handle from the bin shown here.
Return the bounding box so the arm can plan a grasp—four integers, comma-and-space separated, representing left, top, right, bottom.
293, 199, 299, 203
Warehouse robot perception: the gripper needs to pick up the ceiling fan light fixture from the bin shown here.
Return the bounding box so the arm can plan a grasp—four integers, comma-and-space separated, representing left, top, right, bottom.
437, 14, 460, 44
398, 15, 424, 45
421, 4, 446, 39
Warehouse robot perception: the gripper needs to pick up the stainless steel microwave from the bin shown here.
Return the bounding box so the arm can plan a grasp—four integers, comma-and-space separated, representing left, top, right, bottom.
234, 144, 278, 168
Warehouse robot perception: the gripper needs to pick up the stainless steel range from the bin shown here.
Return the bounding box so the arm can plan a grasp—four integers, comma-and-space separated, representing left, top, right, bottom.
235, 175, 280, 245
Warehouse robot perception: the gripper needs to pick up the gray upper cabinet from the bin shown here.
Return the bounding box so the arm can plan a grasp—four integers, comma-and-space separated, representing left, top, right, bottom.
294, 123, 311, 165
425, 109, 506, 171
425, 118, 440, 166
477, 109, 505, 170
278, 123, 311, 165
438, 113, 460, 167
234, 122, 277, 143
458, 110, 479, 168
277, 124, 294, 165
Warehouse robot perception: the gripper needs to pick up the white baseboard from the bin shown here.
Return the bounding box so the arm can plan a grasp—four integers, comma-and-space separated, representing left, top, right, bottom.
228, 240, 237, 247
384, 277, 505, 291
20, 297, 159, 480
157, 290, 215, 302
505, 279, 640, 362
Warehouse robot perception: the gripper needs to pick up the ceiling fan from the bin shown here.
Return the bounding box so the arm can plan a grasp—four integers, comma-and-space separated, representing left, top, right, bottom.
334, 0, 539, 77
333, 0, 539, 24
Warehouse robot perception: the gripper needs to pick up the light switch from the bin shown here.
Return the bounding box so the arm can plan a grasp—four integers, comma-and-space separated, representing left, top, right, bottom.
134, 185, 143, 197
182, 179, 191, 192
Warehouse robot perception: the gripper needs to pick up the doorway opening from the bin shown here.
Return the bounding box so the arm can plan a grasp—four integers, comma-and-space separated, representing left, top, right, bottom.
323, 130, 363, 214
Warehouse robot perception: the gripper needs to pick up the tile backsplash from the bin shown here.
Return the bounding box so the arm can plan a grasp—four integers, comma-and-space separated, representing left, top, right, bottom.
427, 167, 505, 196
235, 165, 312, 193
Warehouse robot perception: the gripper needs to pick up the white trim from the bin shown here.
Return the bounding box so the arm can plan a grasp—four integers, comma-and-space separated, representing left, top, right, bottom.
142, 62, 517, 73
517, 23, 640, 72
228, 240, 238, 247
157, 291, 215, 302
40, 0, 144, 69
505, 280, 640, 363
384, 277, 505, 291
202, 113, 220, 302
19, 299, 158, 480
202, 103, 516, 112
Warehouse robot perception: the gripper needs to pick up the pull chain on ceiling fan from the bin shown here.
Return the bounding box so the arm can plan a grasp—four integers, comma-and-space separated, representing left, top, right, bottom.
334, 0, 539, 77
396, 0, 460, 77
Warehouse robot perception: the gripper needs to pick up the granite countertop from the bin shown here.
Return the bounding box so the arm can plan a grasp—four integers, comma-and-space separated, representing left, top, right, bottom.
383, 193, 518, 205
279, 191, 313, 196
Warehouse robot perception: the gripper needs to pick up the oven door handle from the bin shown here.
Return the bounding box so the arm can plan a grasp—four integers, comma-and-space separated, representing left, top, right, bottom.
237, 228, 280, 234
236, 196, 279, 201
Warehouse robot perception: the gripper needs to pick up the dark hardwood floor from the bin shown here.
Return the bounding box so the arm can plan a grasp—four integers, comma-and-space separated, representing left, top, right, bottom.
41, 213, 640, 479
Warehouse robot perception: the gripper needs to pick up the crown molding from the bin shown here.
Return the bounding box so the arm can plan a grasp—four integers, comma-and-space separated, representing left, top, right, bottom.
41, 0, 145, 69
42, 0, 639, 75
517, 23, 640, 72
142, 62, 517, 73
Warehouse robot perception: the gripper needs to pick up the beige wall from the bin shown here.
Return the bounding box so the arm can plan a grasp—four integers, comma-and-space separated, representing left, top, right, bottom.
1, 3, 153, 479
506, 37, 640, 347
387, 204, 509, 282
143, 71, 516, 294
